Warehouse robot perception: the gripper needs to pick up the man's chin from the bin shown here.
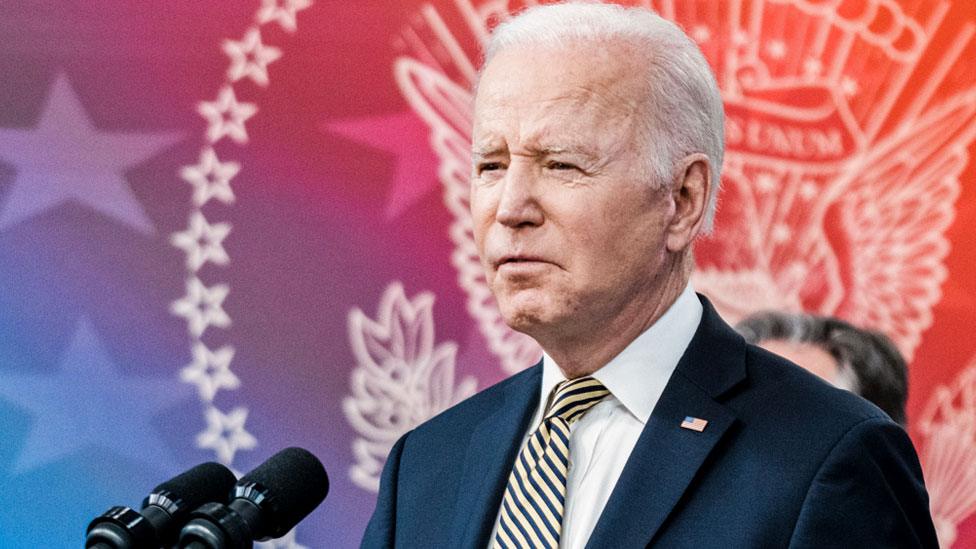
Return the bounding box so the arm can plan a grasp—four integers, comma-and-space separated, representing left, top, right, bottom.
497, 299, 564, 338
501, 310, 543, 335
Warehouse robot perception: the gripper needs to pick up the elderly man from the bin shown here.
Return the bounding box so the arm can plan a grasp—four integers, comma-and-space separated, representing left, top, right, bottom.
362, 2, 937, 548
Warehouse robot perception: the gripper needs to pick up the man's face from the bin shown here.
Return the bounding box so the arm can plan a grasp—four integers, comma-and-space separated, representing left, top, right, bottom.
470, 42, 678, 341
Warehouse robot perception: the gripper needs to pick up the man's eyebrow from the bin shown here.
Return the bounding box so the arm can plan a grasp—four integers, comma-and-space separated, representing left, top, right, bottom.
471, 145, 508, 158
533, 145, 598, 159
471, 144, 598, 159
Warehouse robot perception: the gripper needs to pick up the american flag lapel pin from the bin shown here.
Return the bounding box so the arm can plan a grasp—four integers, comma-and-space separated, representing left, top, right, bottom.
680, 416, 708, 432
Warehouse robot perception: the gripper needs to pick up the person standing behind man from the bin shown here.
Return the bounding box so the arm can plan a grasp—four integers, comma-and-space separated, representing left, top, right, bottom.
362, 2, 938, 547
736, 311, 910, 425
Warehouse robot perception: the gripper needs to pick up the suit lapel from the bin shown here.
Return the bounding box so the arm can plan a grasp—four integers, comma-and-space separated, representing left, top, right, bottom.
449, 364, 542, 548
584, 373, 736, 548
586, 297, 747, 548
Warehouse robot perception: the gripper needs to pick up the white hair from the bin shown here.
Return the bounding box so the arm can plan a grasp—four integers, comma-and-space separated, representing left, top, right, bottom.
483, 1, 725, 232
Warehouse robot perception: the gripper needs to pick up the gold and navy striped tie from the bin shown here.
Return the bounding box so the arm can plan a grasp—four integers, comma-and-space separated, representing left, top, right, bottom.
493, 376, 610, 548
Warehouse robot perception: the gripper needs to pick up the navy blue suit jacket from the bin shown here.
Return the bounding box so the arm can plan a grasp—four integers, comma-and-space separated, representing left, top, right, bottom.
362, 297, 938, 548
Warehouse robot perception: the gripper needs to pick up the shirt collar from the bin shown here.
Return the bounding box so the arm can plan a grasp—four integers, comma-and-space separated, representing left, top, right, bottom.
540, 283, 703, 424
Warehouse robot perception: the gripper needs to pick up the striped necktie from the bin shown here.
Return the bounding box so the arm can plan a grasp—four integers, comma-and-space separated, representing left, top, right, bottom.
493, 376, 610, 548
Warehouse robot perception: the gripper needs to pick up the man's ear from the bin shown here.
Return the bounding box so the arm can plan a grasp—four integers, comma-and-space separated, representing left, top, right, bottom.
666, 153, 711, 253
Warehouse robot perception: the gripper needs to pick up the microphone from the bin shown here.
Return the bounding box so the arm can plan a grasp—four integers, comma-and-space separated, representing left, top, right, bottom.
86, 461, 237, 549
178, 447, 329, 549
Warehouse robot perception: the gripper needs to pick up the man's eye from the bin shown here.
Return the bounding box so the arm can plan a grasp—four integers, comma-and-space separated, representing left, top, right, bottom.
477, 162, 504, 174
546, 161, 577, 171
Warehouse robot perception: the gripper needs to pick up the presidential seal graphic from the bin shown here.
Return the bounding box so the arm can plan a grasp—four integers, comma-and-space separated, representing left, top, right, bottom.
343, 282, 478, 492
919, 353, 976, 547
394, 0, 976, 371
386, 0, 976, 544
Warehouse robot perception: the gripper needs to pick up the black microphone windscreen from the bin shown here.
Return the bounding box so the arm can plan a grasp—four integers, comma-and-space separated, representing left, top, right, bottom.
238, 447, 329, 536
148, 461, 237, 511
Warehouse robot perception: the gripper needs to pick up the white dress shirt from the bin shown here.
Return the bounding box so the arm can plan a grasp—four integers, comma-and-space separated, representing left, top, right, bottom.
488, 284, 703, 548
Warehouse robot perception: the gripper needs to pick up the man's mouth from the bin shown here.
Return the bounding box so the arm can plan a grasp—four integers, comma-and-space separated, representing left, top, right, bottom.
495, 255, 552, 269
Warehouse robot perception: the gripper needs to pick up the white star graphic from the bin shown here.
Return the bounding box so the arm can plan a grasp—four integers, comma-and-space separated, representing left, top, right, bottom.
864, 202, 881, 219
181, 147, 239, 207
755, 172, 777, 193
170, 277, 231, 337
256, 0, 313, 33
732, 29, 749, 47
691, 25, 710, 43
799, 180, 818, 200
256, 529, 308, 549
170, 211, 232, 271
841, 76, 860, 97
0, 73, 183, 234
197, 86, 257, 144
181, 342, 239, 402
197, 405, 257, 465
803, 57, 823, 77
766, 40, 787, 60
772, 223, 792, 243
224, 28, 282, 87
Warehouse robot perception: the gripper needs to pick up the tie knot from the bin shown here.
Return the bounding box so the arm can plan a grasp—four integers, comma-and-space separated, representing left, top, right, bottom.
544, 376, 610, 424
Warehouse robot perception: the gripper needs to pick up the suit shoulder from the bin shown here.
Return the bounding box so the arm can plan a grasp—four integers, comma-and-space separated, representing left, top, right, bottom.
409, 364, 539, 439
738, 343, 892, 431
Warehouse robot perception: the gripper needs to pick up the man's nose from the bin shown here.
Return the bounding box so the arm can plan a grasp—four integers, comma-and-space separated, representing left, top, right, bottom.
495, 165, 544, 228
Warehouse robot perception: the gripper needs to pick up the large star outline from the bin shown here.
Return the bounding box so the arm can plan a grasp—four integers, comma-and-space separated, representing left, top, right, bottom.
0, 318, 193, 474
325, 112, 439, 220
0, 73, 183, 235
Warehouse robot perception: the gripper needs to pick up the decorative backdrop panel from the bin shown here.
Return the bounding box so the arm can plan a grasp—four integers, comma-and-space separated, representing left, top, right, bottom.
0, 1, 974, 547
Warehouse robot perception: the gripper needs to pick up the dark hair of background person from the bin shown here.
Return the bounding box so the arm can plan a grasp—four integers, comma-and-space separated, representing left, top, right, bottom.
736, 312, 909, 426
